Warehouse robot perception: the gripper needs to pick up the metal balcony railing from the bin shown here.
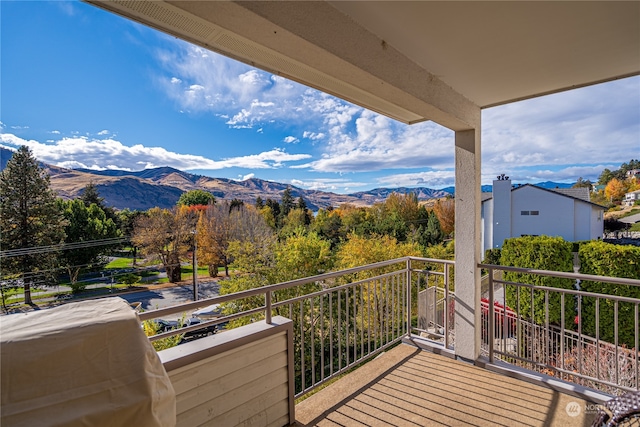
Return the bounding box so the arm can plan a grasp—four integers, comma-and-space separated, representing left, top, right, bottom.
140, 258, 639, 398
139, 257, 455, 397
480, 263, 640, 395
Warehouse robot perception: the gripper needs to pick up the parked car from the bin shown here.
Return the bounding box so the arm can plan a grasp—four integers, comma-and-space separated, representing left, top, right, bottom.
179, 317, 218, 342
154, 319, 179, 333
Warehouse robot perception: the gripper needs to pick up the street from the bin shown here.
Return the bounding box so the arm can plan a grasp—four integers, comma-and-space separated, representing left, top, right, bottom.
108, 280, 221, 321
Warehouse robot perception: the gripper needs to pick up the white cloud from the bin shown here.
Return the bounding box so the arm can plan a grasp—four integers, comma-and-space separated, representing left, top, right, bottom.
290, 178, 368, 191
50, 130, 61, 134
156, 40, 639, 185
283, 136, 299, 144
303, 131, 325, 141
376, 170, 456, 189
0, 133, 311, 171
97, 130, 109, 135
304, 112, 455, 173
482, 78, 640, 172
241, 173, 255, 181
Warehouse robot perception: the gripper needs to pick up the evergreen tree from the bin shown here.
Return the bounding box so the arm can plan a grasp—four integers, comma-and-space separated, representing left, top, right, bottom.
229, 198, 244, 213
80, 182, 104, 207
255, 196, 264, 209
280, 187, 294, 218
297, 196, 307, 211
0, 146, 66, 304
80, 182, 119, 226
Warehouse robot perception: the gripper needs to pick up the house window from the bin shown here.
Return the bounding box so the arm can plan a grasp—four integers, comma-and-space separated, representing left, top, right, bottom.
521, 211, 530, 215
530, 211, 539, 215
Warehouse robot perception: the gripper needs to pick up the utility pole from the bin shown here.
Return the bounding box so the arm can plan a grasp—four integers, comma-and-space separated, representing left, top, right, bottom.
192, 230, 198, 301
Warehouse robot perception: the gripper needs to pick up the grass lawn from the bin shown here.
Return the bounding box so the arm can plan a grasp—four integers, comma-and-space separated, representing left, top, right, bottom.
182, 265, 211, 278
105, 257, 133, 269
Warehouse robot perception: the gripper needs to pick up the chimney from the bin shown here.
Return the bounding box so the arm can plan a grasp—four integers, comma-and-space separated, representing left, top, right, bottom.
492, 174, 512, 248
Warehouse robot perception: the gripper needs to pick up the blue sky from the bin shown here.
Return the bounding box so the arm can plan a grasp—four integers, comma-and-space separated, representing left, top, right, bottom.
1, 1, 639, 194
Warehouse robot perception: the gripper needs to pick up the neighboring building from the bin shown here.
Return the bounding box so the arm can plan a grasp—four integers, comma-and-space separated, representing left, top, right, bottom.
626, 169, 640, 179
624, 189, 640, 206
482, 175, 605, 251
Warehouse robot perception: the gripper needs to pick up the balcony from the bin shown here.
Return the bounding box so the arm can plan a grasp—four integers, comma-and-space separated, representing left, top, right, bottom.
3, 257, 638, 426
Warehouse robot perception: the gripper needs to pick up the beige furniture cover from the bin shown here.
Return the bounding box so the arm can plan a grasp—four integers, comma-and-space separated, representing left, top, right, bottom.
1, 297, 176, 427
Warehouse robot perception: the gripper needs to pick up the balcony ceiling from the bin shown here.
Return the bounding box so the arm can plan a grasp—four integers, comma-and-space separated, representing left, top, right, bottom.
87, 1, 640, 131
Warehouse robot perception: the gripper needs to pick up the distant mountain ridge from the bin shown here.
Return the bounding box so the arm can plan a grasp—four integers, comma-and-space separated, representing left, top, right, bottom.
0, 147, 578, 211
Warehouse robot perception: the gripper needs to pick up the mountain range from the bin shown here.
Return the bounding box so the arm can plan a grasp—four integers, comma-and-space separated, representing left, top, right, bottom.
0, 147, 574, 211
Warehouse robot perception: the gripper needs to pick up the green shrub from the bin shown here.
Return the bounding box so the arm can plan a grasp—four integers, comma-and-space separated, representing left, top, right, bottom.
578, 241, 640, 347
116, 273, 141, 287
500, 236, 575, 328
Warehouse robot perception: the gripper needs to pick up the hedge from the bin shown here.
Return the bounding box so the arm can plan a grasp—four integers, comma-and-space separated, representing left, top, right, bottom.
578, 241, 640, 347
500, 236, 575, 329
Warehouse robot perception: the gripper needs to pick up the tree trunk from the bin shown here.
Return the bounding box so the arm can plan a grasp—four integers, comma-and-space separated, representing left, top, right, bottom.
165, 252, 182, 283
208, 264, 218, 277
24, 282, 32, 305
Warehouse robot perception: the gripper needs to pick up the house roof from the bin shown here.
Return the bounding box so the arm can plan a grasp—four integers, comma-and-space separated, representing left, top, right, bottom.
482, 184, 606, 209
85, 1, 640, 131
550, 187, 591, 202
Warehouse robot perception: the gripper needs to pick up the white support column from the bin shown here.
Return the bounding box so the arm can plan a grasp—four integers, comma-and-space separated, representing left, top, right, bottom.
454, 127, 482, 362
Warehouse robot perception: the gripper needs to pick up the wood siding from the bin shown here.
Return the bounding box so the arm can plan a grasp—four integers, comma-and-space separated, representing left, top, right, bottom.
161, 318, 293, 427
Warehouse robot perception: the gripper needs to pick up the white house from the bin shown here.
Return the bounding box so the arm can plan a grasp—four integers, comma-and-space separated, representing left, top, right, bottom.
482, 175, 605, 251
624, 189, 640, 206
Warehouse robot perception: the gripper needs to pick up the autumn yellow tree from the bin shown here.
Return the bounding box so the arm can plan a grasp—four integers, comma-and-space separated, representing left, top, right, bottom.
604, 178, 627, 202
335, 233, 422, 280
433, 198, 455, 236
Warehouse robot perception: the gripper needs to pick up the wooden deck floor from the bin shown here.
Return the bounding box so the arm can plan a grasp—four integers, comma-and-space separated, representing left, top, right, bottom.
295, 344, 598, 427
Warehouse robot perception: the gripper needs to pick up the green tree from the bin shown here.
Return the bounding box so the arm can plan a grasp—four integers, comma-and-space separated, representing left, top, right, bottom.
80, 182, 104, 207
80, 182, 119, 225
280, 187, 295, 219
598, 168, 615, 186
117, 208, 144, 263
0, 146, 66, 304
311, 208, 345, 249
177, 189, 215, 207
572, 177, 592, 189
418, 210, 444, 247
57, 199, 121, 292
280, 209, 309, 238
255, 196, 264, 209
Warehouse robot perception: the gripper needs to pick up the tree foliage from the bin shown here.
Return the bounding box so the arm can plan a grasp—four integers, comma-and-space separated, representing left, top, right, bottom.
177, 189, 215, 207
433, 198, 455, 236
131, 207, 191, 282
335, 233, 422, 280
579, 241, 640, 347
500, 236, 575, 328
0, 146, 65, 304
572, 177, 593, 189
58, 198, 120, 292
604, 178, 627, 202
